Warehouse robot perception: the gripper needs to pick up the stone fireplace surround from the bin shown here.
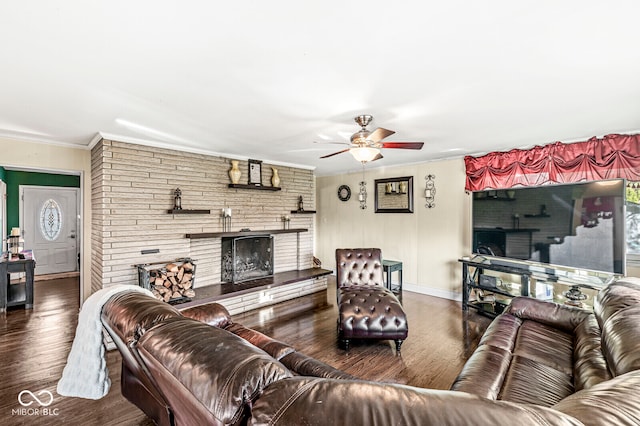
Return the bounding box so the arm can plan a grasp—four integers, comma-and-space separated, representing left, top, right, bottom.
91, 139, 326, 315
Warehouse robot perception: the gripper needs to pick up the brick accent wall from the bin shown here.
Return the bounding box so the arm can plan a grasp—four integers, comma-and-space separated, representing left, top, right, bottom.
91, 139, 315, 292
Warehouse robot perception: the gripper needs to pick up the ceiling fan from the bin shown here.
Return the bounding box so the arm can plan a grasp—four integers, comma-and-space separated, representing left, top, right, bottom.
319, 115, 424, 163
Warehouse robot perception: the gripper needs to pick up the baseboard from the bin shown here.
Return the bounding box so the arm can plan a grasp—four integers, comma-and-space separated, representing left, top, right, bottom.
328, 271, 461, 302
403, 283, 462, 302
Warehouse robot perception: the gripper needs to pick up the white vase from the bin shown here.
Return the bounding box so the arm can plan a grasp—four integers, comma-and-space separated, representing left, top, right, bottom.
271, 167, 280, 187
229, 160, 241, 184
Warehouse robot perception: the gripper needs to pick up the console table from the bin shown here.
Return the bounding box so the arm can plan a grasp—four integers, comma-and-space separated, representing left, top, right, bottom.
1, 254, 36, 312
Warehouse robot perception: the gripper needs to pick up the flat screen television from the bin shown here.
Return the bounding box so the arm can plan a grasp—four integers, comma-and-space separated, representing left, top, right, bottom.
472, 179, 626, 275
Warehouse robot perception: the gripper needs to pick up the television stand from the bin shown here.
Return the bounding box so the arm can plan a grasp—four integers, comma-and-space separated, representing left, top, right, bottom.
459, 256, 619, 317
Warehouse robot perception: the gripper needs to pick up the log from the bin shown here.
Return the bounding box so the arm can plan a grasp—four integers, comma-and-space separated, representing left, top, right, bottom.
177, 268, 184, 281
163, 293, 171, 303
166, 263, 179, 273
171, 291, 181, 299
181, 273, 192, 284
154, 277, 164, 287
184, 289, 195, 298
182, 262, 193, 271
183, 281, 192, 289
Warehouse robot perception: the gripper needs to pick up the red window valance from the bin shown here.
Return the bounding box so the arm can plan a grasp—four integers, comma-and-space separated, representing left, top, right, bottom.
464, 133, 640, 191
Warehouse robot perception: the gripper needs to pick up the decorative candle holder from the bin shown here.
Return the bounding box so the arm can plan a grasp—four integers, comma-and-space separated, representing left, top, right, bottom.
281, 215, 291, 230
222, 207, 232, 232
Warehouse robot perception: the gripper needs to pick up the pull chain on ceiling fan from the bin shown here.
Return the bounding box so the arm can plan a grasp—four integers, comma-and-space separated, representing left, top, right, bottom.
319, 115, 424, 163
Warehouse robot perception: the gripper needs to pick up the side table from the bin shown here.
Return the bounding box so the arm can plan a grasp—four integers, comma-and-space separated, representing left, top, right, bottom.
1, 256, 36, 312
382, 259, 403, 299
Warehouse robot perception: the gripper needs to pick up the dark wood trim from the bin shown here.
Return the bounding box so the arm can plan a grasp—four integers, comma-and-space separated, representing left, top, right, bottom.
228, 183, 281, 191
167, 209, 211, 214
186, 228, 307, 239
290, 210, 316, 214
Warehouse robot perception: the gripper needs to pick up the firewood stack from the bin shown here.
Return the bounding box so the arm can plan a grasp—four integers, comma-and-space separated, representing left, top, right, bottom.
149, 261, 196, 302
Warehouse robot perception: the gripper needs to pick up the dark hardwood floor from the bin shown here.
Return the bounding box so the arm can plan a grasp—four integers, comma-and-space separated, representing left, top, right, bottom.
0, 277, 491, 425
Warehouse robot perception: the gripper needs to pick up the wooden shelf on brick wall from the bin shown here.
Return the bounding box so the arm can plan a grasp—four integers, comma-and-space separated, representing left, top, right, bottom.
228, 184, 281, 191
186, 228, 307, 239
167, 209, 211, 214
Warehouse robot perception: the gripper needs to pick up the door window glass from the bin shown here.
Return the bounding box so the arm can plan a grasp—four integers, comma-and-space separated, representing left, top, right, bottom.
40, 198, 63, 241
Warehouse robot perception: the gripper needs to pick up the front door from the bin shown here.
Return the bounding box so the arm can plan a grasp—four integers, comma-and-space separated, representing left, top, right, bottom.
21, 186, 79, 275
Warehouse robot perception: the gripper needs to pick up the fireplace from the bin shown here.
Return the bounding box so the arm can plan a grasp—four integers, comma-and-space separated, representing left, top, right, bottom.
222, 235, 274, 283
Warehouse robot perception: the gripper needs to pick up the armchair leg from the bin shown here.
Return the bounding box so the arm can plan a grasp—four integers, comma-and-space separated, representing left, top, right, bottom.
395, 339, 403, 353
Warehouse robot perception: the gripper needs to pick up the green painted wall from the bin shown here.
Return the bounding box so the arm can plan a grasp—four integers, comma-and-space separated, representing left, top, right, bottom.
0, 166, 6, 181
5, 171, 80, 231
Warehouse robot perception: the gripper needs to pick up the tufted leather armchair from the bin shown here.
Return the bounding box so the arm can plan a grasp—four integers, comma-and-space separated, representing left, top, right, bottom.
335, 248, 408, 352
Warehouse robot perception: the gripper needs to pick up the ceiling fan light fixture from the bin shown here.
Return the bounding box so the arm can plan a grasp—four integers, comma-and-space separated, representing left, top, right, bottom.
350, 147, 380, 163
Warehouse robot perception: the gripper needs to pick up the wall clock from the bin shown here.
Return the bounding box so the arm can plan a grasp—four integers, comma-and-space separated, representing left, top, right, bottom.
337, 185, 351, 201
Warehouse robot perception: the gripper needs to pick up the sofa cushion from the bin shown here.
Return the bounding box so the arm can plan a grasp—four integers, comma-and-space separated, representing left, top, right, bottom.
499, 355, 574, 407
250, 377, 583, 426
573, 315, 611, 390
553, 369, 640, 426
137, 318, 292, 426
600, 306, 640, 377
450, 345, 512, 399
506, 296, 591, 333
513, 320, 574, 376
594, 278, 640, 329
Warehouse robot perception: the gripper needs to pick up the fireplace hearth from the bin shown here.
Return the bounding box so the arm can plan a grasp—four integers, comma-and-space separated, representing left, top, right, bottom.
222, 235, 274, 283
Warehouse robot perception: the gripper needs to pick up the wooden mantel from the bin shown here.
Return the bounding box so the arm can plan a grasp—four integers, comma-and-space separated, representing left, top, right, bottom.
186, 228, 308, 239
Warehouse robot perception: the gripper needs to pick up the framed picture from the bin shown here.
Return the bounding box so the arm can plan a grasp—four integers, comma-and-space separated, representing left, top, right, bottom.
248, 159, 262, 186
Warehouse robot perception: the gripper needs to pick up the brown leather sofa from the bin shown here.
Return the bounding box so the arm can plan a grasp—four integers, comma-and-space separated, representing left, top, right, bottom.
101, 278, 640, 425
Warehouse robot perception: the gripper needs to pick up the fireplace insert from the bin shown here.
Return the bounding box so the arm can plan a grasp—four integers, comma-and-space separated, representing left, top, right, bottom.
222, 235, 274, 283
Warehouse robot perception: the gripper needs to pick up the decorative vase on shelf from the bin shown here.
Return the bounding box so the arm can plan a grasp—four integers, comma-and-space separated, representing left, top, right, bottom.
229, 160, 241, 184
271, 167, 280, 187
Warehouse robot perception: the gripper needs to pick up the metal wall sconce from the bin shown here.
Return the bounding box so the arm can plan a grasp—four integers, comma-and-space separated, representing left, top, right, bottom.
425, 174, 436, 208
358, 181, 367, 209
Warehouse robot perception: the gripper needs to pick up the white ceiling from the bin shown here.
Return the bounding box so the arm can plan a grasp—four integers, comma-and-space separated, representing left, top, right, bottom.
1, 1, 639, 176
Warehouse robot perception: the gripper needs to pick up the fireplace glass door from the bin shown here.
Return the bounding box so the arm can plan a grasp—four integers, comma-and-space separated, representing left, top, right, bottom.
222, 235, 274, 283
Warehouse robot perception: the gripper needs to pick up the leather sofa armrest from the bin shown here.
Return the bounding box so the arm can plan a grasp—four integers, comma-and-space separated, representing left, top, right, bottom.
505, 296, 592, 333
278, 351, 356, 380
179, 303, 232, 328
224, 322, 295, 361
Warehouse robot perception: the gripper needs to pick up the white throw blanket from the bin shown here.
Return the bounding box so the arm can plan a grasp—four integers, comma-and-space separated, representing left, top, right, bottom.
57, 285, 153, 399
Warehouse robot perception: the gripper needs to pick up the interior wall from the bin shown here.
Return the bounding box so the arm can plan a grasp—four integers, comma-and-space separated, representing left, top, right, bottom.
0, 137, 91, 300
316, 158, 471, 299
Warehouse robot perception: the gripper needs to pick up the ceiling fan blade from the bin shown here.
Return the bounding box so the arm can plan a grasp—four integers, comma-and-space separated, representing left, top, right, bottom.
367, 127, 395, 143
313, 140, 350, 146
370, 153, 384, 162
381, 142, 424, 150
320, 149, 350, 159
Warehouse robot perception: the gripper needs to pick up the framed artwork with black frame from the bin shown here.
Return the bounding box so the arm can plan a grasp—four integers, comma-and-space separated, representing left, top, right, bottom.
248, 159, 262, 186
